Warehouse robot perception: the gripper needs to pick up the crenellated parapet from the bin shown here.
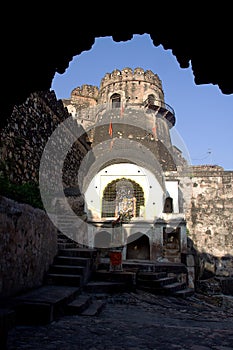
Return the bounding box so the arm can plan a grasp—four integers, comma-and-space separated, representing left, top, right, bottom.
65, 84, 99, 123
98, 67, 165, 106
100, 67, 163, 93
71, 84, 99, 100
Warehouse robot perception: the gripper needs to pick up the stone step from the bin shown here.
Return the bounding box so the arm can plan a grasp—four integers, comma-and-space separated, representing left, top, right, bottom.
57, 237, 70, 242
49, 264, 86, 275
58, 248, 97, 259
57, 233, 73, 240
13, 285, 80, 325
80, 300, 106, 316
46, 273, 83, 287
54, 256, 91, 267
66, 294, 92, 314
163, 257, 182, 263
122, 261, 187, 275
137, 271, 167, 281
173, 288, 195, 298
57, 242, 78, 249
84, 281, 129, 294
94, 270, 136, 286
137, 276, 177, 288
162, 282, 187, 294
163, 250, 180, 256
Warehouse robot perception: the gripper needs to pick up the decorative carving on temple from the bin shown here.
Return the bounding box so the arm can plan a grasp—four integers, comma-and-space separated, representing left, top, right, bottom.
114, 178, 136, 222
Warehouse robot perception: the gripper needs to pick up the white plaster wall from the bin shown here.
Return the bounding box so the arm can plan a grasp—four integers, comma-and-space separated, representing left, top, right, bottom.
85, 163, 164, 220
165, 180, 179, 213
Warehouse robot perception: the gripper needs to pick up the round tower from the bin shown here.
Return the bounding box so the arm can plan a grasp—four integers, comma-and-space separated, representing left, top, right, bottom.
92, 67, 176, 172
98, 67, 165, 107
63, 84, 99, 130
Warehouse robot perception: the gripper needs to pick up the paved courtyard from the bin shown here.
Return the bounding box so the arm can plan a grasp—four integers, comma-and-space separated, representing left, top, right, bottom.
7, 290, 233, 350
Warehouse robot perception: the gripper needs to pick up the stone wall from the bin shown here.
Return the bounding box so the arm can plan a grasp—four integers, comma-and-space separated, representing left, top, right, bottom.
0, 196, 58, 297
0, 90, 90, 189
62, 85, 98, 132
0, 90, 69, 184
181, 166, 233, 278
0, 90, 91, 297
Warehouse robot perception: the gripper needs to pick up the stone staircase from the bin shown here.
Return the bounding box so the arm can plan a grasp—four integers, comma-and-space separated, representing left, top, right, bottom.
45, 234, 97, 287
92, 260, 194, 298
84, 269, 137, 295
125, 260, 194, 297
8, 233, 194, 327
9, 232, 106, 325
136, 270, 194, 297
163, 241, 181, 263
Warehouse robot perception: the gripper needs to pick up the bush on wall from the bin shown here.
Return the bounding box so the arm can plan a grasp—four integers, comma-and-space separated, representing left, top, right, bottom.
0, 174, 43, 209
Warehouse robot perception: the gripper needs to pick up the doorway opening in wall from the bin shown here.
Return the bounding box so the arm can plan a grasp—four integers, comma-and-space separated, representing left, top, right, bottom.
126, 233, 150, 260
163, 227, 180, 254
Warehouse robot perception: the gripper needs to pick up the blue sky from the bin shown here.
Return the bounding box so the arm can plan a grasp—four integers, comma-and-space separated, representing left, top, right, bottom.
51, 34, 233, 171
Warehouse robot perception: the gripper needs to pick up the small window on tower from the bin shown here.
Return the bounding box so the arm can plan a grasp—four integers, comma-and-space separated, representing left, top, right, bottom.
148, 94, 156, 106
111, 93, 121, 109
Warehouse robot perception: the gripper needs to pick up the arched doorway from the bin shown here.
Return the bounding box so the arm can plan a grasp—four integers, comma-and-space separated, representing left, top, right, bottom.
126, 233, 150, 260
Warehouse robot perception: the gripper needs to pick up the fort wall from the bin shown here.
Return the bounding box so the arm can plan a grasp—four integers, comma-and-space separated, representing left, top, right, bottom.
0, 196, 57, 297
174, 166, 233, 278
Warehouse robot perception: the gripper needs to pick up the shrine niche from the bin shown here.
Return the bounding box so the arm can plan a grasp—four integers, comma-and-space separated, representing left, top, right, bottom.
126, 233, 150, 260
163, 196, 173, 213
115, 179, 136, 222
162, 227, 181, 261
101, 178, 144, 219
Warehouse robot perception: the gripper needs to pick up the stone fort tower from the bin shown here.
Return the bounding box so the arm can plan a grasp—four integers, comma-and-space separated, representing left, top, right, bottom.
63, 67, 188, 265
64, 67, 179, 171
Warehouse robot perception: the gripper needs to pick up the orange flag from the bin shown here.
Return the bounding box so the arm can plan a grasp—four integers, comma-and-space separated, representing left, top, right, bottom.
109, 121, 113, 137
152, 125, 156, 138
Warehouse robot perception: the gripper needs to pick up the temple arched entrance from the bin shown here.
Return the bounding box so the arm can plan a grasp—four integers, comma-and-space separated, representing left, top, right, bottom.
126, 233, 150, 260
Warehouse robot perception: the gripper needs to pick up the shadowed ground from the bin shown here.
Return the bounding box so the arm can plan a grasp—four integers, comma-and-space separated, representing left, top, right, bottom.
7, 290, 233, 350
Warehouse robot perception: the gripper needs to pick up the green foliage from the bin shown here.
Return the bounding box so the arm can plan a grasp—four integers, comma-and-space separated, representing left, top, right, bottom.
0, 174, 44, 209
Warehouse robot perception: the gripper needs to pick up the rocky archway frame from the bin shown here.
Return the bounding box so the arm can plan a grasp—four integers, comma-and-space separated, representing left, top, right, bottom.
2, 11, 232, 130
